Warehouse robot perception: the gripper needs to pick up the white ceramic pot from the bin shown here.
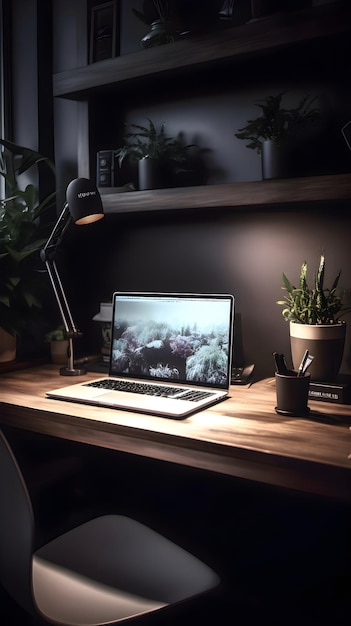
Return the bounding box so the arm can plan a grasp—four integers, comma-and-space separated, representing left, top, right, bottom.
0, 327, 16, 363
289, 321, 346, 381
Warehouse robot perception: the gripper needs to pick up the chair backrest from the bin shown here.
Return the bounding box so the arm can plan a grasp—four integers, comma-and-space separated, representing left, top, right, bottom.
0, 429, 37, 616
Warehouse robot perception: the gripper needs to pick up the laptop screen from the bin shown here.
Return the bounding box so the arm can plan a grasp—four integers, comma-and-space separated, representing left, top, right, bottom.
110, 292, 234, 389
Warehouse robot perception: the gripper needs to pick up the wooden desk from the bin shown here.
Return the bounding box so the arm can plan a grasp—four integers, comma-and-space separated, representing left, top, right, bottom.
1, 365, 350, 501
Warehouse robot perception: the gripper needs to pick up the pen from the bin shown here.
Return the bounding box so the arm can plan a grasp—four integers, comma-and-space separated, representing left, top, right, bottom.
273, 352, 289, 374
298, 349, 309, 377
302, 353, 314, 375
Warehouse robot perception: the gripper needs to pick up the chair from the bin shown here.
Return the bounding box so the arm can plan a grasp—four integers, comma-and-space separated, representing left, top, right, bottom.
0, 429, 219, 625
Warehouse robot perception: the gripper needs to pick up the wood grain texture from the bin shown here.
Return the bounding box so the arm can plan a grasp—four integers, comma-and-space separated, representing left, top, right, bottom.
1, 366, 350, 500
100, 174, 351, 214
53, 4, 351, 99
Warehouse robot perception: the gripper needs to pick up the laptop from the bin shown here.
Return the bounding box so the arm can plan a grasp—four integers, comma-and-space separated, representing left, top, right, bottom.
46, 292, 234, 419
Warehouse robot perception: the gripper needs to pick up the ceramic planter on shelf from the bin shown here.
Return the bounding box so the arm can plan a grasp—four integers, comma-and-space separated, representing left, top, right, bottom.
138, 157, 163, 190
261, 139, 292, 180
289, 321, 346, 381
141, 20, 175, 48
0, 327, 16, 363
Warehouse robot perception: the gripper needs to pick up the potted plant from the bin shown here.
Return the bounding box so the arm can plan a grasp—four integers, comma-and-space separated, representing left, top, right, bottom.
277, 254, 351, 381
0, 139, 56, 361
235, 92, 320, 179
115, 118, 194, 189
132, 1, 177, 48
133, 0, 223, 46
45, 325, 69, 364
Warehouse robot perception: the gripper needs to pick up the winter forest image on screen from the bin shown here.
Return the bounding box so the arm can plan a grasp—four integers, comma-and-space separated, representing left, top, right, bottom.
111, 298, 231, 386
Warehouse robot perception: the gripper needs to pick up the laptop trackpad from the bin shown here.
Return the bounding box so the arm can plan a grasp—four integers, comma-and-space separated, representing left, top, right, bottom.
95, 390, 185, 414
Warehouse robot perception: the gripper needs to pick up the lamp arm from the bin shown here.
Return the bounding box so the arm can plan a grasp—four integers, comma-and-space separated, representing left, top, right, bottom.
44, 258, 79, 339
41, 203, 72, 260
41, 203, 84, 375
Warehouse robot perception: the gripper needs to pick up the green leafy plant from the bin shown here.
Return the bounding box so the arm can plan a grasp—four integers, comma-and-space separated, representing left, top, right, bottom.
277, 254, 351, 325
45, 324, 67, 342
0, 139, 56, 336
132, 1, 172, 25
235, 92, 320, 154
115, 118, 193, 168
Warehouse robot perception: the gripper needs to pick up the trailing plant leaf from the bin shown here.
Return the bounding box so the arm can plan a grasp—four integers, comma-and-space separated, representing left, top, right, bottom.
277, 254, 351, 325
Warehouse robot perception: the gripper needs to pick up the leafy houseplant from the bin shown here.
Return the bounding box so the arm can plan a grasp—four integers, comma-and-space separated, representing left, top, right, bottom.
235, 92, 320, 180
45, 324, 68, 364
116, 118, 192, 165
277, 254, 350, 381
0, 139, 56, 343
45, 325, 67, 342
235, 92, 320, 154
133, 0, 222, 45
115, 118, 194, 189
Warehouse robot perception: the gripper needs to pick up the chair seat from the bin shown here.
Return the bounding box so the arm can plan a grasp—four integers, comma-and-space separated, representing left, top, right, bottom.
0, 430, 219, 625
32, 514, 219, 626
33, 555, 166, 625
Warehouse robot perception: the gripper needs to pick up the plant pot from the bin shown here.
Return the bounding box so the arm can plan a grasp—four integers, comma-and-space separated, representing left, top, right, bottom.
138, 157, 163, 190
289, 321, 346, 381
0, 327, 16, 363
141, 20, 175, 49
261, 139, 291, 180
50, 340, 69, 365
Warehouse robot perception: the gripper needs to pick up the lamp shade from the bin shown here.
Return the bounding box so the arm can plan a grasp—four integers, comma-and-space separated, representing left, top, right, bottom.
66, 178, 104, 225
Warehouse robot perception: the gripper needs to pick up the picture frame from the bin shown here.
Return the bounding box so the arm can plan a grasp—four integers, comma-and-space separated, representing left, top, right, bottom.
90, 1, 119, 64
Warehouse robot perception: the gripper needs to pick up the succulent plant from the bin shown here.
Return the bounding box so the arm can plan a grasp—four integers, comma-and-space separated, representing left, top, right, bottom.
277, 254, 351, 325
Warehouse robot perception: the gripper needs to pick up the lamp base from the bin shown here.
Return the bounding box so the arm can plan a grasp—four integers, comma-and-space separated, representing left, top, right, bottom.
60, 366, 86, 376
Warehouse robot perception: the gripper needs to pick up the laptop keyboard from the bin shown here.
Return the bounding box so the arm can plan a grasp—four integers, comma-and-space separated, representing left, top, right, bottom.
84, 379, 214, 402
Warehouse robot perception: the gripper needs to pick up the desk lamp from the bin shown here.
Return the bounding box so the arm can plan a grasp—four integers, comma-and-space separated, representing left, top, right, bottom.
41, 178, 104, 375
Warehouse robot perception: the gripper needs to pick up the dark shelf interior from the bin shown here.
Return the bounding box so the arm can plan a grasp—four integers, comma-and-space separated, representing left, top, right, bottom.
53, 2, 351, 214
53, 4, 351, 99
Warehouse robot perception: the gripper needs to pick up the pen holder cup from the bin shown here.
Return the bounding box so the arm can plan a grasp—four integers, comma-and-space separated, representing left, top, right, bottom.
275, 371, 310, 416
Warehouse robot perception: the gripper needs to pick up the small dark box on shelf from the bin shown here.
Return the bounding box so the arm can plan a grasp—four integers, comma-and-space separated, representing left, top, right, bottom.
96, 150, 118, 187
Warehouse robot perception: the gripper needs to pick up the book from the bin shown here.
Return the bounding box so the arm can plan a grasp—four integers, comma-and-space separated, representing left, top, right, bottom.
308, 374, 351, 404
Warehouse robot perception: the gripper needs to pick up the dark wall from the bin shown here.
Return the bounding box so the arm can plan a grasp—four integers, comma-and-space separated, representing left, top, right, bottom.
64, 204, 351, 380
52, 0, 351, 379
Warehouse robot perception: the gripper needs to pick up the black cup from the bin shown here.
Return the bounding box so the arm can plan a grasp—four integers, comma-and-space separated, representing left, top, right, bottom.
275, 371, 310, 416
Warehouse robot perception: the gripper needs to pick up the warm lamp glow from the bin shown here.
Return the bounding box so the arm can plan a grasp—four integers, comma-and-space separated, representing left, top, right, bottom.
75, 213, 104, 225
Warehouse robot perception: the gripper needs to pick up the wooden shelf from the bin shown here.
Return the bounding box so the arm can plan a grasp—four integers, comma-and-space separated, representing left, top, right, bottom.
52, 2, 351, 216
100, 173, 351, 215
53, 3, 351, 100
